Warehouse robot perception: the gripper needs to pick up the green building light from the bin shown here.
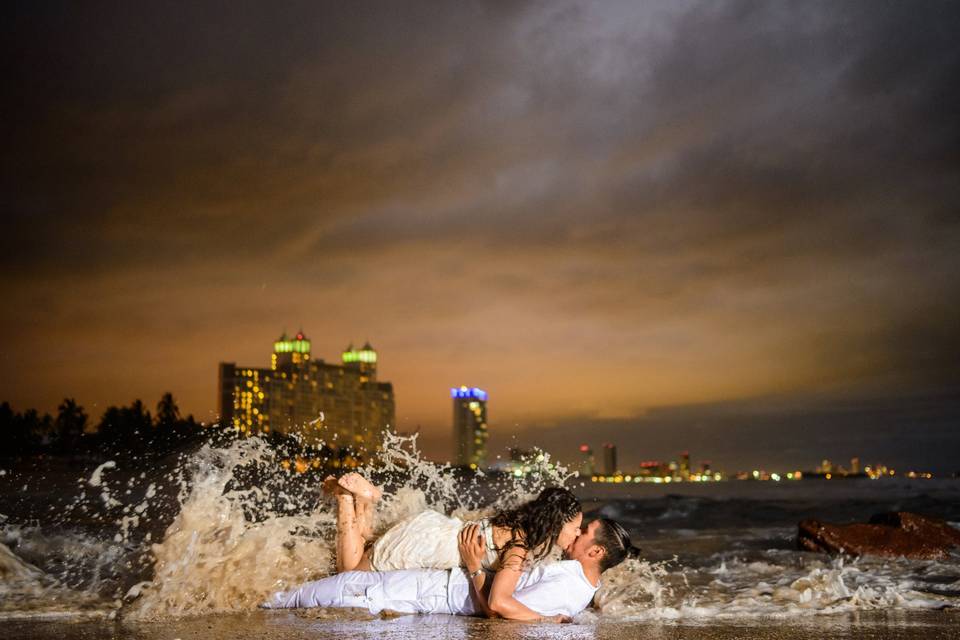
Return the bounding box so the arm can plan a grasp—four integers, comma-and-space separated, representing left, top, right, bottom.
274, 331, 311, 354
342, 342, 377, 364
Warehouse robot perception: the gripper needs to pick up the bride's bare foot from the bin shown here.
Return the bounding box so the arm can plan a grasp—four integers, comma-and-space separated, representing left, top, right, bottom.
338, 472, 382, 502
322, 475, 349, 497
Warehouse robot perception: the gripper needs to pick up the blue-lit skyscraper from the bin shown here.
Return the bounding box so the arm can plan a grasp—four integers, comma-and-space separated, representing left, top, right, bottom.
451, 386, 488, 468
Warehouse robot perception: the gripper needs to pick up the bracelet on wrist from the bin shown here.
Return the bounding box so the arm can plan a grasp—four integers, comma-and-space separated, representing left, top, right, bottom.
468, 567, 484, 579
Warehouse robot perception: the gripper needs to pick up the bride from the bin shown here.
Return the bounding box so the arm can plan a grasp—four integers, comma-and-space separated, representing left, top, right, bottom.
324, 473, 584, 611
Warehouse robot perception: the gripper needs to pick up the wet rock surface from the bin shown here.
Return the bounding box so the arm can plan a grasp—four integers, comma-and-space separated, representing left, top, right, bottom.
798, 512, 960, 559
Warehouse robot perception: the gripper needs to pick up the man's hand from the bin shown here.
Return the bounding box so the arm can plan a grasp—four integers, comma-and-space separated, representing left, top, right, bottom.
458, 523, 486, 572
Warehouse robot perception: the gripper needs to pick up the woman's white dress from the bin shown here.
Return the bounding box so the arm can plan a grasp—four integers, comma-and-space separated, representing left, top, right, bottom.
370, 510, 499, 571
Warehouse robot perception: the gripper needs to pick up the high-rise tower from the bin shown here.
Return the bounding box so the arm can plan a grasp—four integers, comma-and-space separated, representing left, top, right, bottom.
452, 386, 488, 468
602, 443, 618, 476
579, 444, 596, 477
679, 450, 690, 480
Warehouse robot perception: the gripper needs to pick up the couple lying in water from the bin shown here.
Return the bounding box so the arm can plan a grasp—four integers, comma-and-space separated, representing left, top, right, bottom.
264, 472, 641, 622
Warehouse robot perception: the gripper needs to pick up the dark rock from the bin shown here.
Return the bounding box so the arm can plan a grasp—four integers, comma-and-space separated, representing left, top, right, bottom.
798, 511, 960, 559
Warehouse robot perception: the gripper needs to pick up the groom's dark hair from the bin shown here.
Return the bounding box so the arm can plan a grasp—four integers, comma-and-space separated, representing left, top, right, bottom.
593, 518, 642, 572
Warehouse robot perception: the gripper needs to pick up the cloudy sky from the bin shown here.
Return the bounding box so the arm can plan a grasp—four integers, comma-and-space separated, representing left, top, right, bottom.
3, 1, 958, 471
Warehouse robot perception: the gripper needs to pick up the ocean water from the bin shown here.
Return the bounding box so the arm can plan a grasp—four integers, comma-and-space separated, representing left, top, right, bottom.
1, 432, 958, 638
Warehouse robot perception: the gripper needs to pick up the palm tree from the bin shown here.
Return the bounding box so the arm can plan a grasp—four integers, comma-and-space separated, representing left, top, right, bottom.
55, 397, 87, 451
156, 392, 181, 428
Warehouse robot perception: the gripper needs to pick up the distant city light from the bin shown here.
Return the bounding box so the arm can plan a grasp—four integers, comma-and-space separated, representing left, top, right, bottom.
342, 347, 377, 363
581, 453, 912, 484
274, 337, 311, 354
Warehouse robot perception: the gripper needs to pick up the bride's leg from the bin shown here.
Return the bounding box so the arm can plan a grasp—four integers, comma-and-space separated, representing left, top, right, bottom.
354, 497, 376, 541
334, 493, 366, 572
338, 472, 382, 502
337, 472, 379, 541
321, 475, 341, 496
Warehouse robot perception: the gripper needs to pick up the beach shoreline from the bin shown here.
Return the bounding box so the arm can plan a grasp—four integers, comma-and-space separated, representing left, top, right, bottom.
5, 609, 960, 640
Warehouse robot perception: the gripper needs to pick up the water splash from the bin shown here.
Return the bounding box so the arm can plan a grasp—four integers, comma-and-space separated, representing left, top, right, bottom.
125, 438, 335, 619
594, 558, 677, 613
0, 525, 120, 620
127, 430, 576, 619
359, 430, 576, 530
1, 430, 957, 622
590, 552, 956, 621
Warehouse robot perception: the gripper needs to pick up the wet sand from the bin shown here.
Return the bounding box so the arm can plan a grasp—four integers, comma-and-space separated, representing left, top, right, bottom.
6, 609, 960, 640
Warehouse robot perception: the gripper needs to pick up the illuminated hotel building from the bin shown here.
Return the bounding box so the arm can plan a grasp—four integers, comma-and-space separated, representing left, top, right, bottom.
452, 386, 488, 468
218, 332, 395, 454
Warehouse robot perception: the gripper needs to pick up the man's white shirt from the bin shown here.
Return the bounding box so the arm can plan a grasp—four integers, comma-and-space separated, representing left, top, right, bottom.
448, 559, 598, 617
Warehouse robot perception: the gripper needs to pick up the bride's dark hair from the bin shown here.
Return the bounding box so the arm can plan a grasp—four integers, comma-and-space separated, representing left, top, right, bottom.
490, 487, 581, 562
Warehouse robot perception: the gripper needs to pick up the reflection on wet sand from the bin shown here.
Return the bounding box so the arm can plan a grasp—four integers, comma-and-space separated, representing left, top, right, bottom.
6, 609, 960, 640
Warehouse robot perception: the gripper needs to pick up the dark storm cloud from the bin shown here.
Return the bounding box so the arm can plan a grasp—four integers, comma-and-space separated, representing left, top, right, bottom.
2, 0, 531, 272
1, 1, 958, 465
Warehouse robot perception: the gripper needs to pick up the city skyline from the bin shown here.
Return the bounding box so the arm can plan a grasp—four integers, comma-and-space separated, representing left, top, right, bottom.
2, 3, 959, 473
1, 327, 955, 473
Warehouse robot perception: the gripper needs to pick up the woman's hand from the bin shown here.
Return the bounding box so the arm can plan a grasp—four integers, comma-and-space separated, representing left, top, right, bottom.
458, 523, 486, 572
